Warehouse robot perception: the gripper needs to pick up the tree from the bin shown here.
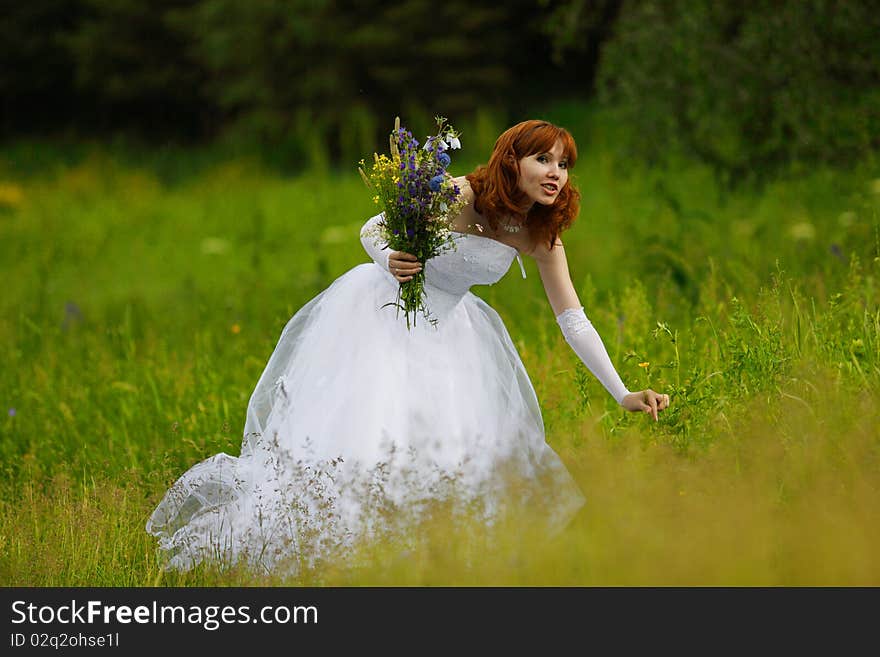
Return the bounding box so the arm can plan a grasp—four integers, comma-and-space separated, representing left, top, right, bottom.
594, 0, 880, 182
64, 0, 211, 138
172, 0, 549, 166
0, 1, 84, 136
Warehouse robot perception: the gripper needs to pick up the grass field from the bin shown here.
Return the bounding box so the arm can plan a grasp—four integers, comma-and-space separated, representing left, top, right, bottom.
1, 109, 878, 585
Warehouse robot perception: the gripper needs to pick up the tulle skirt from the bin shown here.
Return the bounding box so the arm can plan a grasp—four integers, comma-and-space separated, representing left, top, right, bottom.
147, 263, 585, 572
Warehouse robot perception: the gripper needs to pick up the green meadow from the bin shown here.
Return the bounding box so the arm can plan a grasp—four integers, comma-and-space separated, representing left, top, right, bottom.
1, 109, 878, 585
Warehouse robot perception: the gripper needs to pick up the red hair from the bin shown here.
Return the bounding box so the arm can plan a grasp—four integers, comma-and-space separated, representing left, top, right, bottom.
466, 120, 580, 251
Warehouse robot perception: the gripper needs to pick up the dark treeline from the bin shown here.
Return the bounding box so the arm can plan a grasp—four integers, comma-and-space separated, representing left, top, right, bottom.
2, 1, 611, 146
2, 0, 877, 178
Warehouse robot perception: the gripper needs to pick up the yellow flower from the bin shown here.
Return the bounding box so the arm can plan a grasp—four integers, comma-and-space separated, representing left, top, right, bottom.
788, 221, 815, 241
231, 324, 241, 334
373, 195, 380, 204
0, 182, 24, 209
638, 362, 650, 368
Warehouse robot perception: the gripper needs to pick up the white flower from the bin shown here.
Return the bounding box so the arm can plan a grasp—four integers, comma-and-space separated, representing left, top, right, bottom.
423, 137, 433, 151
447, 135, 461, 149
437, 139, 449, 151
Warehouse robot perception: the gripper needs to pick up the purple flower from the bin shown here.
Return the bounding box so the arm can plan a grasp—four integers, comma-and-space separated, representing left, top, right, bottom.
429, 174, 445, 192
406, 228, 415, 238
437, 152, 451, 168
8, 408, 15, 417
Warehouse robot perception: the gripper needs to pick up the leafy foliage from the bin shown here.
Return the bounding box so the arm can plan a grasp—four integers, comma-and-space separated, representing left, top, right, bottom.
595, 0, 880, 182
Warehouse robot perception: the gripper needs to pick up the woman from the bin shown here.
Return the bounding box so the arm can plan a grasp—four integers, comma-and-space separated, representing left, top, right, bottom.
147, 120, 670, 573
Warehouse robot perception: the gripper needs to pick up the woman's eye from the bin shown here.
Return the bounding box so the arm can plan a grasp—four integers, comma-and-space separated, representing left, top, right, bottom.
537, 155, 548, 163
559, 161, 568, 169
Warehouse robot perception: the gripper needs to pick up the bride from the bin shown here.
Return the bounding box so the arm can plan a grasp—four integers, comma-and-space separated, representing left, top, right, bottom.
147, 119, 671, 573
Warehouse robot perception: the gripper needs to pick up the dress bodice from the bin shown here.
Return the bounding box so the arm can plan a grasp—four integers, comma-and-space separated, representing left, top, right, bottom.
427, 232, 524, 291
423, 232, 526, 316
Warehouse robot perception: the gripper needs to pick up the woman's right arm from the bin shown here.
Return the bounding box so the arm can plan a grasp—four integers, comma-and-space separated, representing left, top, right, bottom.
359, 214, 421, 282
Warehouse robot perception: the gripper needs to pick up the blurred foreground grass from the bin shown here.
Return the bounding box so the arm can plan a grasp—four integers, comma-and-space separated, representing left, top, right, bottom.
1, 109, 878, 585
3, 371, 877, 586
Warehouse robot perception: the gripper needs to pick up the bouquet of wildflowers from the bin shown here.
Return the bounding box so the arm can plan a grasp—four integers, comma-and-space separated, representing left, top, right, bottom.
359, 116, 466, 328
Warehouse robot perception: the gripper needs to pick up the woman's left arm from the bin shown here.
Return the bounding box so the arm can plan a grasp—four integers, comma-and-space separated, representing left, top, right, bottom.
532, 239, 671, 420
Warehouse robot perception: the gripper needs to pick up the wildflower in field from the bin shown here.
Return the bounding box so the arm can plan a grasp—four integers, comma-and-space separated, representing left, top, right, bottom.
837, 211, 855, 227
788, 221, 815, 241
638, 362, 650, 369
62, 301, 83, 331
7, 408, 15, 417
200, 237, 230, 255
231, 324, 241, 334
0, 182, 24, 209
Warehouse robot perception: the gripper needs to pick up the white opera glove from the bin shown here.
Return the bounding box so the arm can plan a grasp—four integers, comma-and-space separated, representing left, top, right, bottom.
556, 306, 631, 405
360, 213, 391, 272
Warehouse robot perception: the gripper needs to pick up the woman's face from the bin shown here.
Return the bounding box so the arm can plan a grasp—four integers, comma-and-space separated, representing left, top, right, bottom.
516, 139, 569, 207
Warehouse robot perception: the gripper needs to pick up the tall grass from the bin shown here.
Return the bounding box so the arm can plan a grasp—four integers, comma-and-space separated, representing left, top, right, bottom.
1, 108, 878, 585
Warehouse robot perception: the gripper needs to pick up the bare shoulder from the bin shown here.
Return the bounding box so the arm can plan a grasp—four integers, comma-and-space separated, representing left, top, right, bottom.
526, 235, 567, 265
451, 175, 473, 202
449, 175, 478, 233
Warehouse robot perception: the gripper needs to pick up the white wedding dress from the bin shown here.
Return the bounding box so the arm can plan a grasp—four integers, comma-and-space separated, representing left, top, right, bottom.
147, 215, 586, 572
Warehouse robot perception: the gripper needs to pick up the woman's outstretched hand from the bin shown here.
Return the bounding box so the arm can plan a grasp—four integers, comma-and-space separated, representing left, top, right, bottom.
622, 389, 671, 422
388, 251, 422, 282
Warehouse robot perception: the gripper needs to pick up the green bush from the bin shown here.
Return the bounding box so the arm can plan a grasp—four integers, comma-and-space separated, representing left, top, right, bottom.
596, 0, 880, 183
